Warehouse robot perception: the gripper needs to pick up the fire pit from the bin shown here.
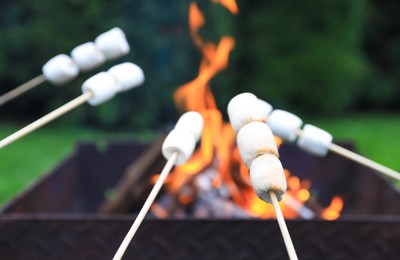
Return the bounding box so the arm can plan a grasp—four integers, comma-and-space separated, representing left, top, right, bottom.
1, 139, 400, 259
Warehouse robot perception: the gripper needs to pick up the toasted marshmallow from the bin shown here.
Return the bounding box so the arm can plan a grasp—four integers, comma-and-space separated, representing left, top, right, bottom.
175, 111, 204, 141
250, 154, 287, 203
237, 121, 279, 168
267, 109, 303, 142
107, 62, 145, 92
70, 42, 106, 71
297, 124, 333, 157
42, 54, 79, 85
227, 93, 265, 133
162, 111, 203, 165
95, 27, 130, 60
81, 72, 119, 106
162, 128, 197, 165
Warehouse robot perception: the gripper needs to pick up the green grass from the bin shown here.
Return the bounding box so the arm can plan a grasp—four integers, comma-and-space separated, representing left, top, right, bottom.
0, 113, 399, 207
313, 113, 400, 172
0, 123, 157, 206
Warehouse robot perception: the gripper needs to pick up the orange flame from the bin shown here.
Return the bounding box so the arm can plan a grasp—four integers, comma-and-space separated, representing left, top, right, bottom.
321, 196, 344, 220
212, 0, 239, 14
156, 0, 343, 221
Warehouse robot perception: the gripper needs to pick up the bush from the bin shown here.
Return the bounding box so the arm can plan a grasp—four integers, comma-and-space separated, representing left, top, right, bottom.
234, 0, 368, 115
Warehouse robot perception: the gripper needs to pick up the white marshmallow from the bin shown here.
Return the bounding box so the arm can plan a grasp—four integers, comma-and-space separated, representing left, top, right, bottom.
267, 109, 303, 142
258, 99, 273, 120
42, 54, 79, 85
297, 124, 333, 157
70, 42, 106, 71
94, 27, 130, 60
162, 128, 197, 165
237, 121, 279, 168
81, 72, 119, 106
107, 62, 145, 92
175, 111, 204, 141
250, 154, 287, 203
227, 93, 265, 133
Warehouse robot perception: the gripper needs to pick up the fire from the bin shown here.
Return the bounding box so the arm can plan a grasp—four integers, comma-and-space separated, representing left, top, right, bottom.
154, 0, 343, 220
212, 0, 239, 14
321, 196, 344, 220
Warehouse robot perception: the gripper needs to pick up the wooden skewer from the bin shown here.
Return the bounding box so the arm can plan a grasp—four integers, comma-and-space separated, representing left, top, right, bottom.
0, 91, 93, 150
295, 129, 400, 181
113, 151, 178, 260
269, 191, 298, 260
0, 74, 46, 107
328, 143, 400, 181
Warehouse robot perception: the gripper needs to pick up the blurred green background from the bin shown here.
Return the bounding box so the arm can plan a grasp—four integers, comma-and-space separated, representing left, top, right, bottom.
1, 0, 400, 126
0, 0, 399, 205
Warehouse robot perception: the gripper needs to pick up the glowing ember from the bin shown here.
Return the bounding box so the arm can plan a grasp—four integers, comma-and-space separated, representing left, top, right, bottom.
152, 0, 344, 220
322, 196, 344, 220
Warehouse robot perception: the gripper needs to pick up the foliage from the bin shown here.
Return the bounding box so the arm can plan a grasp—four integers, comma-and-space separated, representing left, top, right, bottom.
235, 0, 368, 115
358, 0, 400, 110
0, 0, 198, 129
0, 0, 399, 129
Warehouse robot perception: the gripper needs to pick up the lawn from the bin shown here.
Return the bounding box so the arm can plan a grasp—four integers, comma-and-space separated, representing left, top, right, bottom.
0, 113, 399, 207
313, 113, 400, 172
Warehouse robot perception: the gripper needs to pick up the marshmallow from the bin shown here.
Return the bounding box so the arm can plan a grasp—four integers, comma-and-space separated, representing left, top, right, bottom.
162, 128, 197, 165
250, 154, 287, 203
94, 27, 130, 60
42, 54, 79, 85
175, 111, 204, 141
107, 62, 145, 92
227, 93, 265, 133
297, 124, 333, 157
267, 109, 303, 142
237, 121, 279, 168
81, 72, 119, 106
258, 99, 273, 120
70, 42, 106, 71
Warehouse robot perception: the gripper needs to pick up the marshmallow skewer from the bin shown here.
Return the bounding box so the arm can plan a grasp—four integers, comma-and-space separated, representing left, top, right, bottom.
0, 75, 46, 107
247, 140, 298, 260
113, 111, 204, 260
267, 110, 400, 181
0, 62, 144, 150
228, 93, 298, 260
0, 27, 130, 107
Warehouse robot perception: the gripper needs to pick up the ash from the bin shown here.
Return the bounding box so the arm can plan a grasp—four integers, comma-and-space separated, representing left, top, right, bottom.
151, 167, 251, 219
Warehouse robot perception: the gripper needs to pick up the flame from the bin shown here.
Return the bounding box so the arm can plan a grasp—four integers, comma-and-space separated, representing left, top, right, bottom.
321, 196, 344, 220
212, 0, 239, 14
154, 0, 343, 221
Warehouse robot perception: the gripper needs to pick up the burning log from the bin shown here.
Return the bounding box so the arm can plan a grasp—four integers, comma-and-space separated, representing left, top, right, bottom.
284, 193, 315, 220
113, 112, 204, 260
0, 63, 144, 149
98, 133, 167, 213
267, 108, 400, 181
0, 27, 129, 107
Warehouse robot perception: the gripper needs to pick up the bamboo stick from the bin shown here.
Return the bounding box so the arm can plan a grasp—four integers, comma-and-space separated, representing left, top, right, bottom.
113, 151, 178, 260
0, 91, 92, 149
0, 74, 46, 107
270, 191, 298, 260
